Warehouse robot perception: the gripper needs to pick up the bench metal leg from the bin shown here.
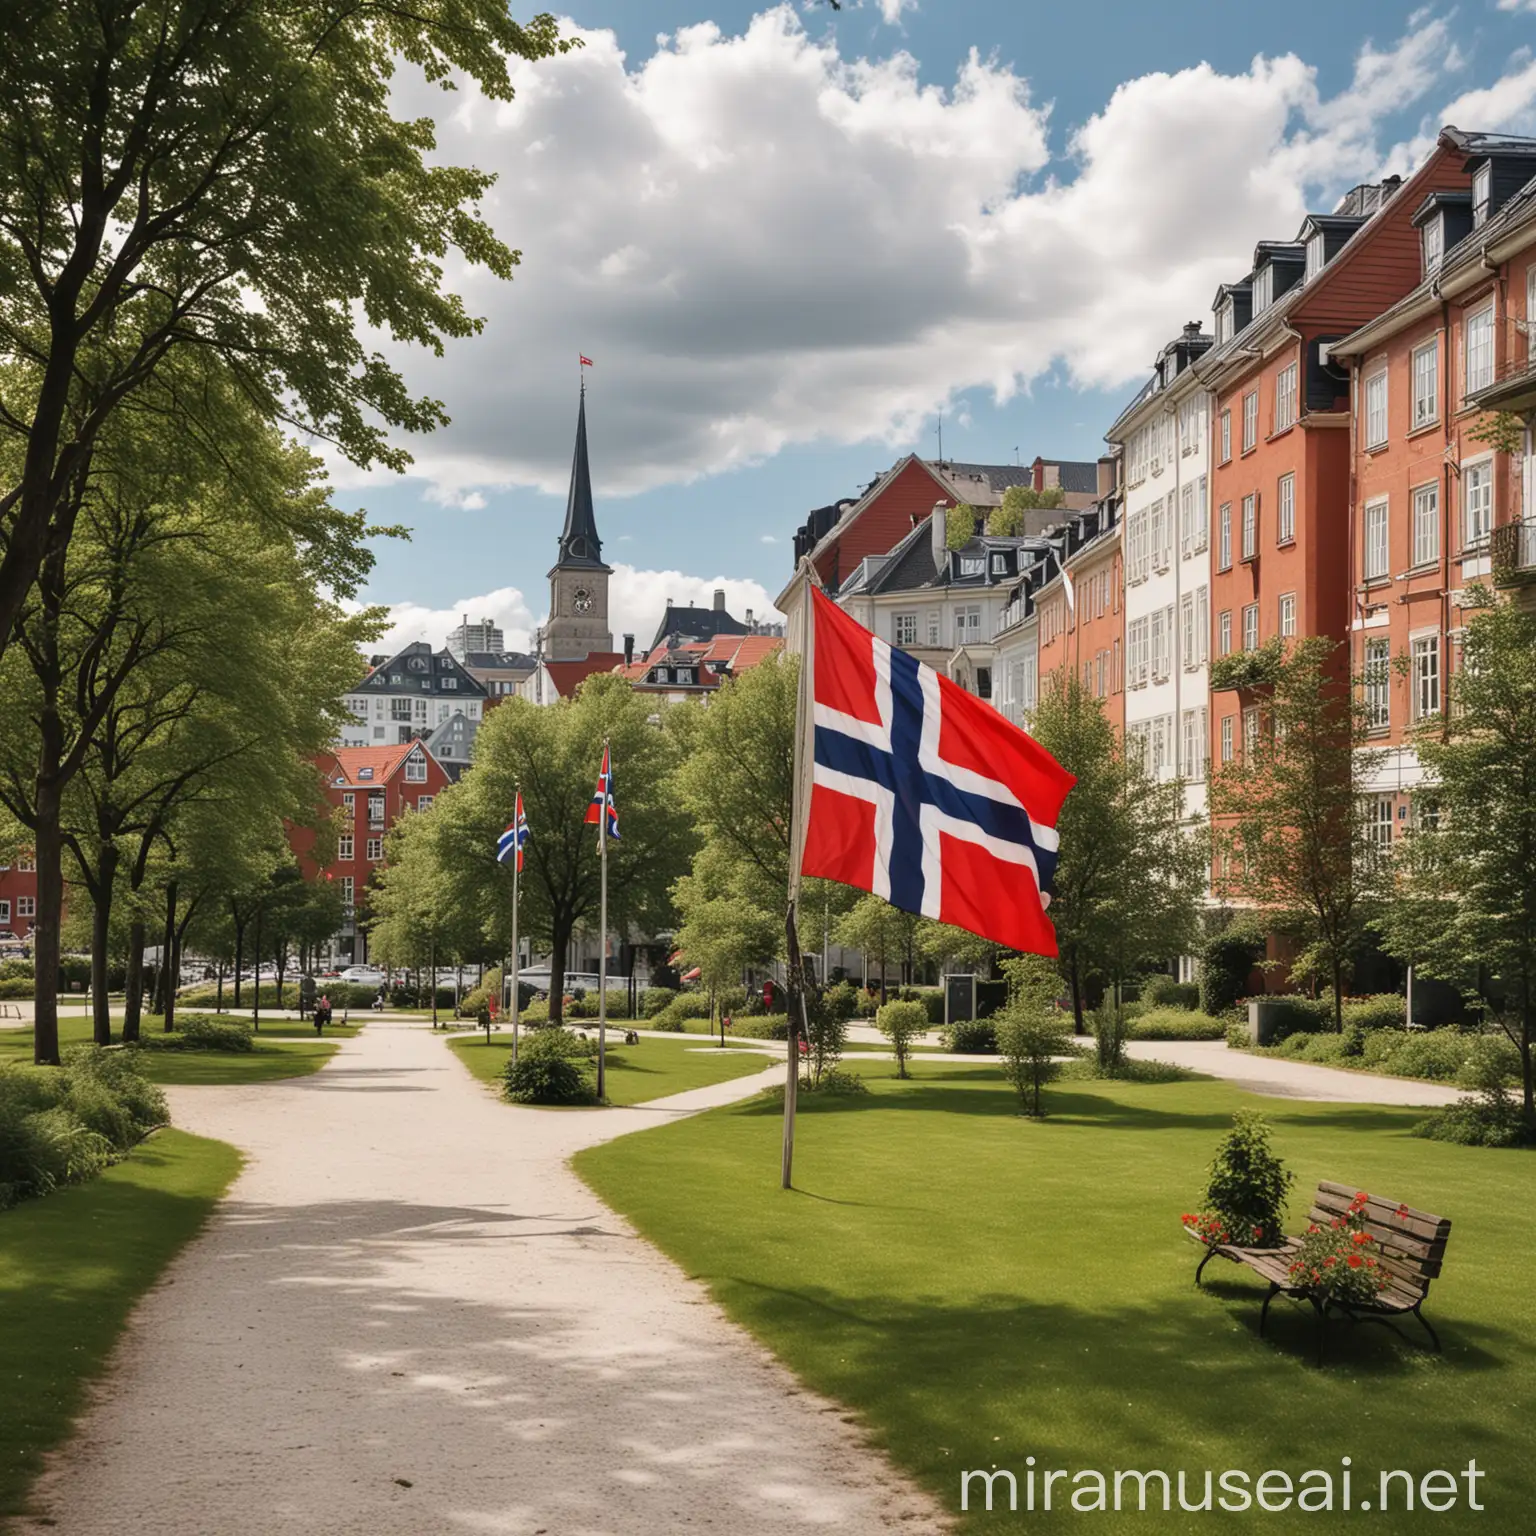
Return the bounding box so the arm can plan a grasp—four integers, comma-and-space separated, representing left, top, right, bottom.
1195, 1247, 1219, 1288
1313, 1297, 1327, 1367
1413, 1304, 1442, 1353
1258, 1283, 1280, 1337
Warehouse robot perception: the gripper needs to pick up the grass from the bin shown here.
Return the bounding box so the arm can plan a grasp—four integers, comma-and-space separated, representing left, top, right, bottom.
0, 1014, 348, 1084
576, 1058, 1534, 1532
447, 1029, 771, 1107
0, 1129, 239, 1520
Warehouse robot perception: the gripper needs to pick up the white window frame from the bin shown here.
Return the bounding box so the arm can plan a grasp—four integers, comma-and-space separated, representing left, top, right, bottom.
1243, 706, 1260, 762
338, 834, 354, 861
1274, 363, 1298, 433
1462, 457, 1493, 550
1242, 603, 1259, 652
1242, 391, 1258, 452
1253, 265, 1273, 315
417, 795, 434, 812
1364, 637, 1391, 731
893, 612, 918, 647
1195, 585, 1208, 665
1411, 483, 1439, 568
1305, 231, 1326, 282
1464, 304, 1494, 397
1218, 610, 1232, 657
1220, 410, 1232, 463
1411, 338, 1438, 427
404, 756, 428, 783
366, 837, 383, 862
1277, 472, 1295, 545
1218, 503, 1232, 569
1180, 592, 1196, 671
0, 900, 9, 923
1421, 216, 1443, 276
954, 605, 982, 646
1220, 714, 1234, 765
1365, 370, 1388, 448
1241, 494, 1257, 561
1472, 163, 1491, 228
1279, 593, 1296, 638
1364, 499, 1390, 581
17, 897, 35, 919
1411, 633, 1441, 720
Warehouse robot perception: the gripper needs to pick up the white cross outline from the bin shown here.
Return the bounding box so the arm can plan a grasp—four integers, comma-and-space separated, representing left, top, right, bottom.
812, 632, 1060, 915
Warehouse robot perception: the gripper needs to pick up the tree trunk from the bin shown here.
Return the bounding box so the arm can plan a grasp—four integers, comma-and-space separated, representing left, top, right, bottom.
1331, 958, 1344, 1034
252, 905, 262, 1031
232, 907, 245, 1006
1069, 952, 1086, 1035
123, 919, 146, 1043
31, 774, 65, 1066
159, 882, 177, 1027
548, 920, 570, 1024
90, 842, 119, 1047
216, 961, 225, 1013
1522, 989, 1534, 1123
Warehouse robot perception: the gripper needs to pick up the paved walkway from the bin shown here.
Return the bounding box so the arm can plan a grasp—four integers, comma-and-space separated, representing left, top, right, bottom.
19, 1021, 943, 1535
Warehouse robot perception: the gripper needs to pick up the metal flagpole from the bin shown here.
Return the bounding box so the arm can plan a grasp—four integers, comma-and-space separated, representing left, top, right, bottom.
510, 790, 521, 1065
596, 740, 609, 1101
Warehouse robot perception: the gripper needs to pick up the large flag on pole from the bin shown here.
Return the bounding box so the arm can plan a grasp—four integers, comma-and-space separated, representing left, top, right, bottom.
585, 745, 620, 841
792, 583, 1074, 956
497, 793, 530, 871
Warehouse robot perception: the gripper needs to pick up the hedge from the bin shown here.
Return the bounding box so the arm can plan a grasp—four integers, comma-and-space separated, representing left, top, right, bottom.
1128, 1007, 1227, 1041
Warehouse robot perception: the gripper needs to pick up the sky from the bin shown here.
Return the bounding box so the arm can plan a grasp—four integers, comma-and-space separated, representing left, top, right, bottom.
345, 0, 1536, 654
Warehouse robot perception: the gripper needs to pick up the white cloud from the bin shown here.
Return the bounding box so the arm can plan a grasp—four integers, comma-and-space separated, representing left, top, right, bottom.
874, 0, 917, 24
760, 533, 780, 543
355, 6, 1536, 503
365, 571, 782, 660
1497, 0, 1536, 13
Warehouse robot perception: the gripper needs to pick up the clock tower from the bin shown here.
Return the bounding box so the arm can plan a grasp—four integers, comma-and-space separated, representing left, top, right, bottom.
544, 385, 614, 660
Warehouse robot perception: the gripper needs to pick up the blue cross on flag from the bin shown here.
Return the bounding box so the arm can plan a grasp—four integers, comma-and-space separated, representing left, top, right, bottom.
497, 791, 530, 871
585, 745, 620, 841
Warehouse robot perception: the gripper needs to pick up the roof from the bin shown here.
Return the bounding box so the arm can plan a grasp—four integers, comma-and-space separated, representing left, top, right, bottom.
620, 632, 783, 690
358, 642, 488, 698
543, 652, 626, 699
648, 604, 750, 651
326, 741, 438, 788
553, 388, 608, 572
461, 650, 536, 672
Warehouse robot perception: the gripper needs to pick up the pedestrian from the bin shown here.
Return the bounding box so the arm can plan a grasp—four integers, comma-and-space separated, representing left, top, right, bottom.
372, 985, 385, 1012
315, 994, 332, 1034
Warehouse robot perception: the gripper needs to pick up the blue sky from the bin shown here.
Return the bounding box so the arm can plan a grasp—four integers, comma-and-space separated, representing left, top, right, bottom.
347, 0, 1536, 650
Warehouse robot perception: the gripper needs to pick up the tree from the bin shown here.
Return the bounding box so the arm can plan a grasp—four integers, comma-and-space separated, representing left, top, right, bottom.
834, 894, 922, 998
672, 879, 779, 1042
875, 998, 925, 1078
945, 504, 979, 550
995, 954, 1073, 1116
429, 675, 694, 1021
1029, 671, 1206, 1031
0, 2, 573, 662
1375, 597, 1536, 1122
1208, 636, 1381, 1032
989, 484, 1065, 536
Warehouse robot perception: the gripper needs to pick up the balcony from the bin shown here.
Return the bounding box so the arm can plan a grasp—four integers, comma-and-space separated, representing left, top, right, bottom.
1466, 319, 1536, 414
1492, 518, 1536, 588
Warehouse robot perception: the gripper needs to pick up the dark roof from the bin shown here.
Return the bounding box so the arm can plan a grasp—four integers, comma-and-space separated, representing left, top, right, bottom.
924, 460, 1035, 493
462, 650, 535, 671
358, 642, 487, 697
648, 604, 749, 651
1049, 460, 1101, 495
553, 388, 608, 572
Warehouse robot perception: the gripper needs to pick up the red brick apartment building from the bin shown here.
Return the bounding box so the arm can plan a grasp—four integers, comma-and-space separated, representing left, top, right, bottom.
0, 853, 38, 950
291, 741, 452, 963
1199, 131, 1506, 788
1330, 134, 1536, 849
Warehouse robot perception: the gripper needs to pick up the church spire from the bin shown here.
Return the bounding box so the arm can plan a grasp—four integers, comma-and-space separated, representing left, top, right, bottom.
555, 384, 606, 569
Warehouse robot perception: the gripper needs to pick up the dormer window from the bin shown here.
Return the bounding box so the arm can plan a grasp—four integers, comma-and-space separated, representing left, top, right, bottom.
1472, 164, 1492, 227
959, 555, 984, 576
1215, 299, 1233, 345
1305, 231, 1326, 281
676, 668, 694, 685
991, 554, 1008, 575
1252, 264, 1274, 315
1422, 215, 1444, 276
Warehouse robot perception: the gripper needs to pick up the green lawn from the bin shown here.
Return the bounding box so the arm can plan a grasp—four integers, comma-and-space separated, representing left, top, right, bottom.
576, 1060, 1533, 1532
0, 1015, 346, 1084
0, 1129, 239, 1520
448, 1029, 772, 1106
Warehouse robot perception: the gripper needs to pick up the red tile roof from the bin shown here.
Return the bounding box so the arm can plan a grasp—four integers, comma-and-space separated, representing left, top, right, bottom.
544, 652, 626, 698
324, 742, 434, 787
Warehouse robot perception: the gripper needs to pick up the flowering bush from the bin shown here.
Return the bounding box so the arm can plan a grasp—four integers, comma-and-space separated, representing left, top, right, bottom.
1180, 1109, 1292, 1249
1181, 1211, 1273, 1248
1285, 1190, 1391, 1305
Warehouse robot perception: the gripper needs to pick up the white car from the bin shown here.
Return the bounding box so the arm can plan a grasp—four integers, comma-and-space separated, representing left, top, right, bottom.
338, 966, 386, 987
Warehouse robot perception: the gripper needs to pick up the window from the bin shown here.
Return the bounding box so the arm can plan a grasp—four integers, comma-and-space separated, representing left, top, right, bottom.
1364, 499, 1390, 580
675, 669, 694, 685
1464, 305, 1494, 396
374, 698, 385, 719
1182, 708, 1208, 781
897, 612, 921, 647
1462, 458, 1493, 549
1253, 264, 1273, 315
1220, 410, 1232, 463
977, 667, 993, 700
1218, 502, 1232, 569
1412, 634, 1441, 719
1365, 371, 1387, 447
417, 795, 434, 812
17, 897, 35, 919
1218, 610, 1233, 656
954, 606, 982, 645
1241, 494, 1257, 560
1195, 476, 1209, 552
441, 675, 458, 690
1150, 607, 1168, 682
1412, 483, 1439, 567
0, 900, 8, 924
1305, 230, 1326, 281
366, 837, 383, 861
390, 698, 412, 722
1179, 482, 1195, 555
1276, 473, 1295, 544
1411, 339, 1438, 426
1180, 593, 1196, 670
404, 756, 427, 783
1148, 714, 1170, 776
466, 701, 480, 721
1279, 593, 1296, 638
372, 727, 385, 740
17, 857, 34, 873
1195, 585, 1208, 665
1127, 617, 1149, 686
1364, 637, 1391, 730
1242, 392, 1258, 452
1472, 162, 1491, 228
340, 876, 354, 906
1274, 363, 1298, 432
991, 555, 1007, 575
1368, 796, 1395, 855
1216, 300, 1234, 346
959, 555, 984, 576
1178, 398, 1201, 454
926, 611, 941, 646
1421, 216, 1443, 276
1242, 603, 1259, 652
338, 834, 354, 861
1529, 265, 1536, 362
437, 702, 451, 724
1153, 498, 1172, 569
1243, 706, 1260, 762
368, 793, 385, 822
1221, 715, 1235, 764
343, 792, 356, 810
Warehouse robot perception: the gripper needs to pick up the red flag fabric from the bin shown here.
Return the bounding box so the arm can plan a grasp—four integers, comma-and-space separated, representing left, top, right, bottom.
798, 586, 1074, 955
579, 355, 594, 367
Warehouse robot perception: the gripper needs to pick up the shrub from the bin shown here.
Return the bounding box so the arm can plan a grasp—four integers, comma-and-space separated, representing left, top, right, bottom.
1089, 1001, 1131, 1075
875, 1000, 927, 1078
1184, 1109, 1293, 1251
823, 981, 860, 1024
1414, 1039, 1533, 1147
501, 1029, 597, 1105
1225, 1021, 1252, 1049
943, 1018, 997, 1053
718, 985, 747, 1016
975, 978, 1008, 1018
517, 998, 551, 1026
0, 958, 33, 981
0, 977, 32, 999
996, 1010, 1074, 1115
1340, 994, 1406, 1031
1129, 1008, 1226, 1042
566, 990, 631, 1020
810, 1068, 869, 1096
917, 989, 946, 1026
641, 987, 677, 1018
1456, 1033, 1521, 1091
1141, 976, 1200, 1010
731, 1014, 789, 1040
138, 1014, 254, 1053
457, 968, 502, 1020
1199, 927, 1264, 1015
1259, 995, 1333, 1042
1382, 1029, 1474, 1082
648, 995, 712, 1032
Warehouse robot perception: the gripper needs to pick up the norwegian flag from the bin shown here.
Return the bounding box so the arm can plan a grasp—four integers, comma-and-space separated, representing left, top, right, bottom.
797, 585, 1074, 955
585, 745, 620, 841
496, 792, 529, 871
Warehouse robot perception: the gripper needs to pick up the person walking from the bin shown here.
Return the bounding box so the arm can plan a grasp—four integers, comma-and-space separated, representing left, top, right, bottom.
315, 994, 332, 1034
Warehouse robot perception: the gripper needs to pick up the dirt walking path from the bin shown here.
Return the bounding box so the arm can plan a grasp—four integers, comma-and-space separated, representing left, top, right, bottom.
17, 1020, 944, 1535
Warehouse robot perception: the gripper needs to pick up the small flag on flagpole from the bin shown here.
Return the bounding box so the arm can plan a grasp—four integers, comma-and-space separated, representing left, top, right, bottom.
497, 792, 530, 871
585, 745, 620, 841
579, 354, 594, 368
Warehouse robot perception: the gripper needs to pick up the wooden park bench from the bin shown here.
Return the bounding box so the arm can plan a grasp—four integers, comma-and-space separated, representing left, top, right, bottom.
0, 1002, 22, 1020
1194, 1180, 1452, 1361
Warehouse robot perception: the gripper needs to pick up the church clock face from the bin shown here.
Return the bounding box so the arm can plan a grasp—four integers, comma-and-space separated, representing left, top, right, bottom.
572, 587, 593, 614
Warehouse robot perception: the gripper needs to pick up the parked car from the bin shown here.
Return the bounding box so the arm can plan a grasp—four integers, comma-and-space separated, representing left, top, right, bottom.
337, 965, 386, 987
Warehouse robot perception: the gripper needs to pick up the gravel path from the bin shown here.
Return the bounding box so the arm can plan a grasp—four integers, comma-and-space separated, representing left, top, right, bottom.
17, 1020, 945, 1535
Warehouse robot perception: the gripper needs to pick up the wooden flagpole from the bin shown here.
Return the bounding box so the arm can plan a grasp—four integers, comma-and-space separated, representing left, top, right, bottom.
596, 740, 609, 1101
510, 789, 521, 1066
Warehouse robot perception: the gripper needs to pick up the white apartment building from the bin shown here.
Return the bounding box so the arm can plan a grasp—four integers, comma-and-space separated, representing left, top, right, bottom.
1106, 323, 1214, 824
340, 641, 488, 749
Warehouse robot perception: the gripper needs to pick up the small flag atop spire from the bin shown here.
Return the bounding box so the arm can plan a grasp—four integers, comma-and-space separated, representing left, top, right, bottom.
579, 355, 594, 368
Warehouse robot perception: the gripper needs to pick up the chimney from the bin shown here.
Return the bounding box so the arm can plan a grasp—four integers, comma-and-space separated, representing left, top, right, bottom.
1032, 456, 1045, 492
1183, 320, 1202, 339
745, 608, 755, 629
930, 500, 948, 570
713, 588, 726, 611
1097, 455, 1116, 499
623, 633, 634, 666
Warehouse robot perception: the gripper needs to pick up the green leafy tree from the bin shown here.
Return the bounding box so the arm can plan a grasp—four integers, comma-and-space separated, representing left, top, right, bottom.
835, 894, 923, 998
1208, 636, 1382, 1032
1029, 671, 1206, 1032
994, 954, 1073, 1116
672, 879, 780, 1041
989, 484, 1066, 536
875, 998, 926, 1078
945, 504, 979, 550
1375, 598, 1536, 1121
0, 2, 573, 660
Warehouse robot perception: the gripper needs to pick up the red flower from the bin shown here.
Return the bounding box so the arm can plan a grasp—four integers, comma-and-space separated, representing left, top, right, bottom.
1323, 1256, 1336, 1268
1307, 1224, 1320, 1234
1347, 1254, 1364, 1270
1252, 1226, 1264, 1240
1352, 1231, 1372, 1246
